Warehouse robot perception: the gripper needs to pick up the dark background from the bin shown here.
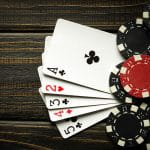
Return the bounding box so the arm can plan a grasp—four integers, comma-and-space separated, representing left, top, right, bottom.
0, 0, 149, 149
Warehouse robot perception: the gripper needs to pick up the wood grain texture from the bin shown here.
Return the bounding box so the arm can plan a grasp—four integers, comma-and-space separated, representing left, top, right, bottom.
0, 121, 146, 150
0, 33, 50, 121
0, 121, 147, 150
0, 1, 149, 149
0, 0, 149, 31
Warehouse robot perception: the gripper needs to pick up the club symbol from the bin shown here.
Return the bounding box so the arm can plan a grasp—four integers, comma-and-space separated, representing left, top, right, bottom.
65, 117, 78, 122
76, 122, 82, 128
59, 70, 66, 76
85, 50, 100, 64
62, 99, 69, 105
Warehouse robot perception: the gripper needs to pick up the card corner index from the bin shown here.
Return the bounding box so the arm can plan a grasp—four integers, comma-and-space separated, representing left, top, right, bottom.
56, 124, 69, 139
48, 110, 55, 122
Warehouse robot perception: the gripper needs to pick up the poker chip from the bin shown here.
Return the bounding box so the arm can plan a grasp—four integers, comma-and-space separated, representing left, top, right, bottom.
143, 4, 150, 29
119, 55, 150, 99
106, 104, 150, 148
145, 134, 150, 150
140, 102, 150, 150
109, 63, 138, 104
140, 102, 150, 117
117, 18, 150, 59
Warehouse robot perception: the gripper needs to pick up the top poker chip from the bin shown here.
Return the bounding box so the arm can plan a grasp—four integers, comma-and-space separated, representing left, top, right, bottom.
119, 55, 150, 98
143, 4, 150, 29
117, 18, 150, 59
106, 104, 150, 148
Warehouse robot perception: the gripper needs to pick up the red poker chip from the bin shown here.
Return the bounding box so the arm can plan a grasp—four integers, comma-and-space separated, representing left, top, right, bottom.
119, 55, 150, 98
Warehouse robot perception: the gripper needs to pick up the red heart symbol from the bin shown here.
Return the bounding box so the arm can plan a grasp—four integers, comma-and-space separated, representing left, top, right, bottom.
58, 86, 64, 92
66, 109, 72, 114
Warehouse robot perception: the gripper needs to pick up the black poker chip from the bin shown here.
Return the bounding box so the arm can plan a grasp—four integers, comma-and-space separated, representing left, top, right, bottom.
140, 102, 150, 150
145, 135, 150, 150
140, 102, 150, 124
109, 63, 139, 104
143, 4, 150, 29
117, 18, 150, 59
145, 133, 150, 150
106, 104, 150, 148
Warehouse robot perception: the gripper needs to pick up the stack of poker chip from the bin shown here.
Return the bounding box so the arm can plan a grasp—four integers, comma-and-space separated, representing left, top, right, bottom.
106, 4, 150, 149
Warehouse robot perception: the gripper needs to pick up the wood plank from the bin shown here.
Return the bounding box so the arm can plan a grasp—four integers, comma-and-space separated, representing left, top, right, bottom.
0, 96, 49, 120
0, 121, 146, 150
0, 121, 121, 150
0, 33, 49, 120
0, 0, 148, 31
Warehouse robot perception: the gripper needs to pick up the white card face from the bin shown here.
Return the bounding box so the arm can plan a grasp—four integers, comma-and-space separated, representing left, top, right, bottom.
38, 66, 114, 99
43, 19, 124, 93
39, 88, 120, 109
39, 88, 120, 122
56, 107, 116, 138
48, 103, 120, 122
41, 36, 114, 99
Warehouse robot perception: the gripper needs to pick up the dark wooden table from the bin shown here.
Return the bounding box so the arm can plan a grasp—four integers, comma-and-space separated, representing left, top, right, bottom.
0, 1, 149, 149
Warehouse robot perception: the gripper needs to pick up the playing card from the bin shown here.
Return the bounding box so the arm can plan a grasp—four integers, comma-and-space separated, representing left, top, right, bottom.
48, 103, 120, 122
39, 88, 120, 109
38, 66, 114, 99
56, 106, 117, 138
43, 36, 51, 54
43, 19, 124, 93
39, 88, 120, 122
41, 36, 114, 98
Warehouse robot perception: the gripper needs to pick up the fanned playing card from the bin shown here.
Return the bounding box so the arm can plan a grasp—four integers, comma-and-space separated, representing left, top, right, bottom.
41, 36, 114, 98
39, 88, 120, 122
38, 66, 114, 99
43, 19, 124, 93
48, 103, 120, 122
56, 107, 117, 138
39, 88, 120, 109
39, 88, 119, 138
37, 20, 124, 139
